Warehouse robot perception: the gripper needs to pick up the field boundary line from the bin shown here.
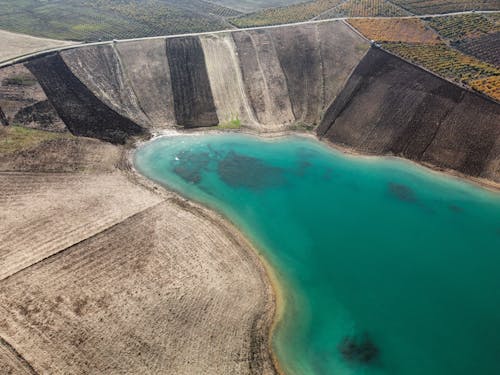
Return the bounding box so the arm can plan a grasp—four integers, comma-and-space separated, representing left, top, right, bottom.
0, 335, 38, 374
0, 201, 164, 282
1, 10, 499, 68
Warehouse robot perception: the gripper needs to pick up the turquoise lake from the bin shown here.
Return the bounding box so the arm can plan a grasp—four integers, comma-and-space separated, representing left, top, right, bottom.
134, 133, 500, 375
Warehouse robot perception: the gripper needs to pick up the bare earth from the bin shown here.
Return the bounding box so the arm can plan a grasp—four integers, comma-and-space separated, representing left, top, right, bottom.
0, 136, 278, 374
0, 29, 76, 63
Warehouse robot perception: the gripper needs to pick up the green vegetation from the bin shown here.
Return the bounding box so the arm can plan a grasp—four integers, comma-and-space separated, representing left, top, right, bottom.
2, 75, 38, 87
383, 43, 500, 100
427, 14, 498, 41
0, 0, 239, 41
217, 116, 242, 129
0, 126, 70, 154
230, 0, 343, 27
208, 0, 307, 13
318, 0, 410, 19
231, 0, 413, 27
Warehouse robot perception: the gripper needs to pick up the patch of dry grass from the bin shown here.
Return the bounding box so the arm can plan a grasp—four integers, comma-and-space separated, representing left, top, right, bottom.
0, 126, 70, 154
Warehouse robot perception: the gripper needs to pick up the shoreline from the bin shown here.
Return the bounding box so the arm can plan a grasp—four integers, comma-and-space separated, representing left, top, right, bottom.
126, 143, 288, 375
144, 127, 500, 193
128, 127, 499, 375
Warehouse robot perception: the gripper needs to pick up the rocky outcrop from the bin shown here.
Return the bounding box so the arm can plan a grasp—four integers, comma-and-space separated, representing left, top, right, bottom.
26, 53, 143, 144
166, 36, 219, 127
318, 47, 500, 182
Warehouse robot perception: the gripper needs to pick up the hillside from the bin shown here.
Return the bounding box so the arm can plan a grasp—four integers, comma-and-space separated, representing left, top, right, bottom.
0, 0, 237, 41
0, 18, 499, 374
1, 19, 498, 183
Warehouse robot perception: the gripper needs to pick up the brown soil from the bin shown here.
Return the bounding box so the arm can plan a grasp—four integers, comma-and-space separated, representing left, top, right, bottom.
0, 29, 75, 63
0, 136, 278, 374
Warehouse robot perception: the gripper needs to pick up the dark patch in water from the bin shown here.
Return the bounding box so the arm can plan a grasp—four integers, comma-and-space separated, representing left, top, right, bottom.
448, 204, 463, 213
297, 160, 312, 176
172, 150, 210, 184
388, 182, 416, 202
218, 150, 285, 190
339, 332, 379, 364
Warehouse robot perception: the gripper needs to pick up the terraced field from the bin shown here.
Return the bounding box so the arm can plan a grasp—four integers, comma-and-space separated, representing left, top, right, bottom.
348, 18, 441, 43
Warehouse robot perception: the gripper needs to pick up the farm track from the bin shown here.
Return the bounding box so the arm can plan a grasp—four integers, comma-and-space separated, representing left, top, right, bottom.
1, 10, 499, 68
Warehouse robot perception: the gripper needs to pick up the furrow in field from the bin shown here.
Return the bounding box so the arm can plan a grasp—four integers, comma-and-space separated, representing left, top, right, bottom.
115, 38, 177, 128
60, 45, 151, 128
0, 201, 276, 374
0, 172, 162, 280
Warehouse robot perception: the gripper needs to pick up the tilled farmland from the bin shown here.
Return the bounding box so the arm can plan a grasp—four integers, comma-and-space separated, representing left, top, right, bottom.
0, 137, 278, 374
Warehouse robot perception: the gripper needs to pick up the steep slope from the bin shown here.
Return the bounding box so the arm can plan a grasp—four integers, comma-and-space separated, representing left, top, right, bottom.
318, 47, 500, 182
232, 29, 295, 128
115, 39, 177, 128
61, 45, 151, 127
26, 53, 143, 143
200, 33, 258, 127
269, 21, 368, 125
166, 36, 219, 127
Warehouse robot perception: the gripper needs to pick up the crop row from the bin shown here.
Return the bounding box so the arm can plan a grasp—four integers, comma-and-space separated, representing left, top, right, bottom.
427, 14, 498, 41
469, 76, 500, 100
319, 0, 411, 18
230, 0, 344, 28
453, 32, 500, 67
391, 0, 500, 15
0, 0, 231, 41
383, 43, 500, 100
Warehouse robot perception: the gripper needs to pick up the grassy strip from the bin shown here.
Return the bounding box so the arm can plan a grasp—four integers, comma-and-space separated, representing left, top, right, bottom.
0, 126, 71, 154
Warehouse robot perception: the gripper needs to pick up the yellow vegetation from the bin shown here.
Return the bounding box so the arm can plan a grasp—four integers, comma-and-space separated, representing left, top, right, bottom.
469, 76, 500, 101
383, 43, 500, 101
349, 18, 441, 43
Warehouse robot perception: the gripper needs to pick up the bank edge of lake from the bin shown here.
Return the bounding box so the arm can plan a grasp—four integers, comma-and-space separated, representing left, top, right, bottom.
130, 128, 500, 375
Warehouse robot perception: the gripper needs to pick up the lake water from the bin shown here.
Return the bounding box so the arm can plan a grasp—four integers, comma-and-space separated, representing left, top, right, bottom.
134, 133, 500, 375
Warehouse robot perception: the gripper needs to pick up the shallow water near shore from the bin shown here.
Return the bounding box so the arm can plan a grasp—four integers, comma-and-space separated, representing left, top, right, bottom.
134, 133, 500, 375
